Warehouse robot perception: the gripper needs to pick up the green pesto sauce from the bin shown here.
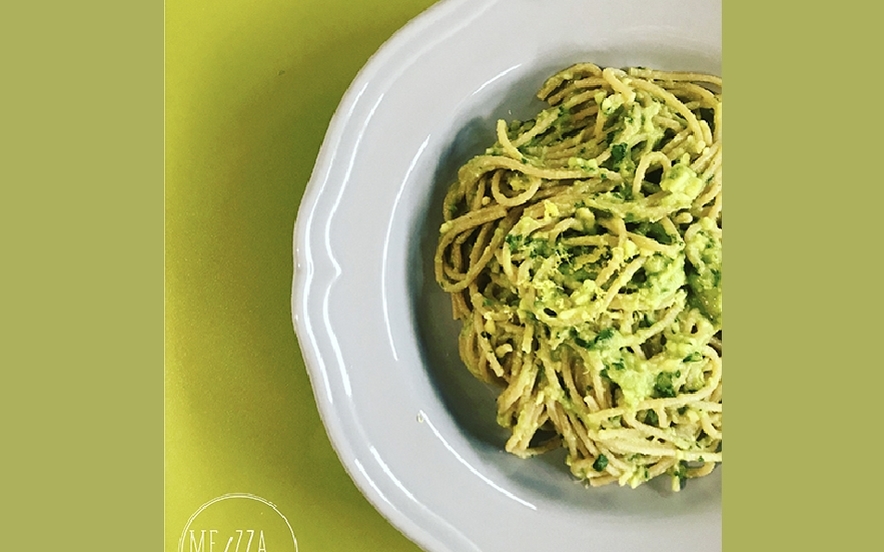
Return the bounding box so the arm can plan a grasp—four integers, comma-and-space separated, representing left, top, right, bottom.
685, 216, 722, 325
492, 96, 720, 407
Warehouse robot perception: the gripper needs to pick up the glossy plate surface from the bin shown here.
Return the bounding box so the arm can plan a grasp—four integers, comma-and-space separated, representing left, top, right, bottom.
292, 1, 722, 550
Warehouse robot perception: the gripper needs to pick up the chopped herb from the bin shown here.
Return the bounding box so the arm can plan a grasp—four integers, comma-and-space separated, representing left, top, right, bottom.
611, 143, 628, 165
674, 461, 688, 489
653, 371, 678, 398
592, 454, 608, 472
505, 233, 524, 251
528, 239, 552, 258
584, 328, 615, 350
683, 352, 702, 362
644, 409, 659, 427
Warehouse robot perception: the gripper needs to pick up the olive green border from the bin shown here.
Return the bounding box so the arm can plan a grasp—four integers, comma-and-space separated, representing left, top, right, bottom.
725, 1, 879, 550
3, 1, 163, 550
722, 4, 743, 550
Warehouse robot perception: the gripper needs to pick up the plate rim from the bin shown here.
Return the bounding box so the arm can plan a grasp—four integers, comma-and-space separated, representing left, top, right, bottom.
291, 1, 722, 550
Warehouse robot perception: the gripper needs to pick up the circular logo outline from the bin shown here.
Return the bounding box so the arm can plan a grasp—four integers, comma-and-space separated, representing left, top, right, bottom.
178, 493, 298, 552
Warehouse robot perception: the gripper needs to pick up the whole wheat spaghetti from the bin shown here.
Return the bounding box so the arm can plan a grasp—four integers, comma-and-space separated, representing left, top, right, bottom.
434, 63, 722, 490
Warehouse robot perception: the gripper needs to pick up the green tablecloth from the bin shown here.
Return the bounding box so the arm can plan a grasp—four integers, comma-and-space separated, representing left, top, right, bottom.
165, 1, 436, 550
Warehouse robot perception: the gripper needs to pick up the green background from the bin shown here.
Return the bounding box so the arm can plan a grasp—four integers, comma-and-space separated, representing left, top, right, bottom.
164, 1, 435, 551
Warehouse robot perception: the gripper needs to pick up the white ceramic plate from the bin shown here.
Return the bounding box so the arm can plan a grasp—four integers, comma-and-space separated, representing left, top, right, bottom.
292, 0, 722, 550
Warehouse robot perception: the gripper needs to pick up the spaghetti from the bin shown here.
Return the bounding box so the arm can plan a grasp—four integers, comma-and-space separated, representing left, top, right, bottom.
434, 63, 722, 490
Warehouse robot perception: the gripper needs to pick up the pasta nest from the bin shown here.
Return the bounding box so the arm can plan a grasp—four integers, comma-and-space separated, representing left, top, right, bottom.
434, 63, 722, 490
